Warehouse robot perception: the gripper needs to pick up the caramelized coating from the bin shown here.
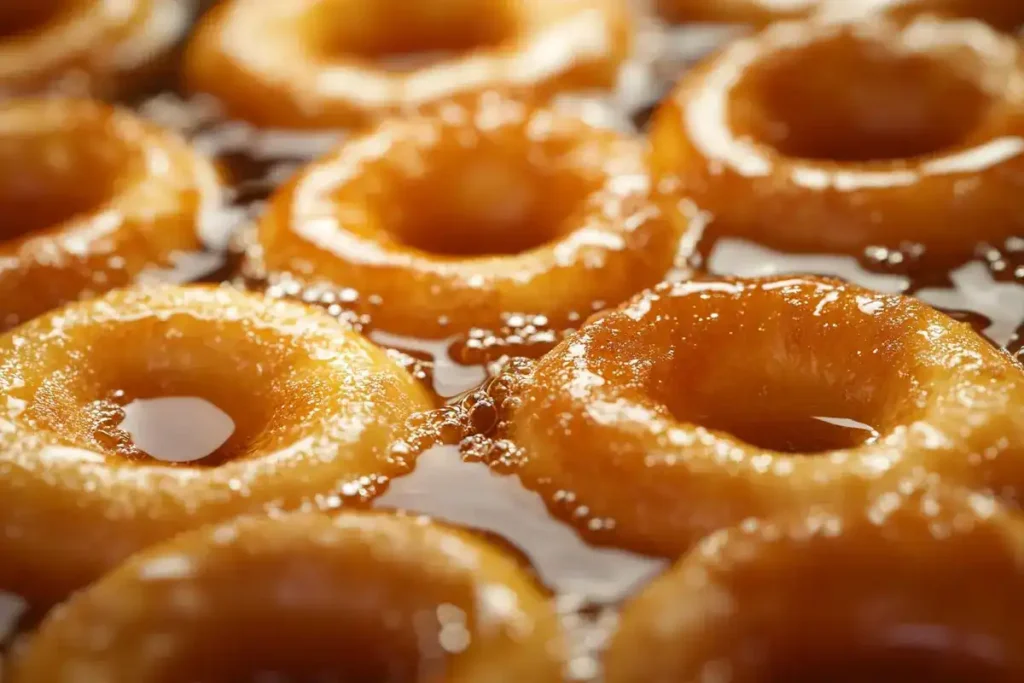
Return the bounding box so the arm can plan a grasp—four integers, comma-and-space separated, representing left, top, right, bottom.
255, 95, 689, 338
0, 0, 191, 97
0, 286, 434, 604
649, 16, 1024, 260
605, 485, 1024, 683
185, 0, 632, 129
12, 512, 564, 683
510, 276, 1024, 558
0, 98, 222, 331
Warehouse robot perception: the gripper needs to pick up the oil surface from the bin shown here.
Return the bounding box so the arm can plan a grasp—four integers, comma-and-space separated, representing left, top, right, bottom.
3, 2, 1024, 682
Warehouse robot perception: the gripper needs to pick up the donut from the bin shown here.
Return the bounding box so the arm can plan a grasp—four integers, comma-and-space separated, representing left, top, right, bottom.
605, 484, 1024, 682
0, 98, 222, 331
185, 0, 632, 129
0, 285, 434, 604
0, 0, 191, 97
254, 95, 688, 338
649, 15, 1024, 261
12, 512, 564, 683
509, 276, 1024, 558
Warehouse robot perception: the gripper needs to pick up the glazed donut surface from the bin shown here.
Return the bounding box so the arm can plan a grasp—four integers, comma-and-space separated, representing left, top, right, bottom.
650, 15, 1024, 260
605, 485, 1024, 683
0, 98, 221, 331
12, 512, 564, 683
186, 0, 631, 128
510, 276, 1024, 557
0, 285, 433, 603
0, 0, 190, 96
255, 95, 687, 338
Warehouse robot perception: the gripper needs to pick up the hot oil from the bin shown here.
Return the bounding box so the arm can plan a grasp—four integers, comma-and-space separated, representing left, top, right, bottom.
3, 3, 1024, 682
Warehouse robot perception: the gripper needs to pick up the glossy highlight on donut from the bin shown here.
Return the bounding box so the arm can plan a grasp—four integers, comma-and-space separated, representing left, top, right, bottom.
605, 485, 1024, 683
254, 95, 688, 338
650, 15, 1024, 260
510, 276, 1024, 557
0, 98, 222, 331
185, 0, 632, 129
0, 285, 434, 603
12, 512, 564, 683
0, 0, 192, 97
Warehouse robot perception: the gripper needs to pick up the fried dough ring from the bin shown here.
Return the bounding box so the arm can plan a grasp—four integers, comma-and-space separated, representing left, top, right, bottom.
0, 98, 222, 330
255, 95, 687, 337
0, 0, 191, 97
185, 0, 631, 129
606, 485, 1024, 682
511, 276, 1024, 557
13, 512, 564, 683
0, 285, 434, 603
649, 15, 1024, 260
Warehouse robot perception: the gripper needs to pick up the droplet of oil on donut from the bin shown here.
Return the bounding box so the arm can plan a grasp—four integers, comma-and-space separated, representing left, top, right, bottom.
116, 397, 236, 464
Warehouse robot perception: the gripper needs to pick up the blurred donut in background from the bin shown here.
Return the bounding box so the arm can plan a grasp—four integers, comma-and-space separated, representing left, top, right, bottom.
605, 483, 1024, 683
650, 14, 1024, 261
254, 94, 689, 337
12, 513, 565, 683
0, 97, 222, 330
185, 0, 632, 129
0, 0, 193, 97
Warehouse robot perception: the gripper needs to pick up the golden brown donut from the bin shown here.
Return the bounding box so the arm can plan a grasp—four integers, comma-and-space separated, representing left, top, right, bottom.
185, 0, 632, 129
649, 15, 1024, 260
0, 98, 222, 331
255, 95, 688, 338
0, 0, 191, 97
605, 485, 1024, 683
12, 512, 564, 683
510, 276, 1024, 558
0, 285, 434, 604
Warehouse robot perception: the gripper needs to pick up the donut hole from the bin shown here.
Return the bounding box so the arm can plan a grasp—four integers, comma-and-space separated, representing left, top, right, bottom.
650, 323, 922, 454
23, 324, 327, 467
733, 33, 991, 162
662, 383, 882, 454
383, 148, 594, 257
308, 0, 518, 71
0, 131, 128, 242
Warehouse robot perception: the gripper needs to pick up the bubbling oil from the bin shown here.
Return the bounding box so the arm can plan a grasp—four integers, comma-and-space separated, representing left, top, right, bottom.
2, 3, 1024, 683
